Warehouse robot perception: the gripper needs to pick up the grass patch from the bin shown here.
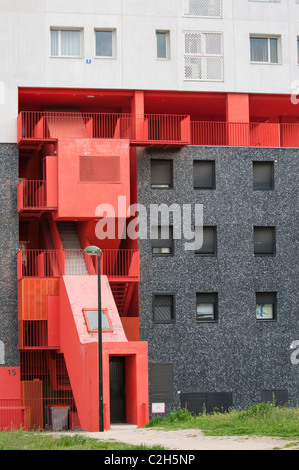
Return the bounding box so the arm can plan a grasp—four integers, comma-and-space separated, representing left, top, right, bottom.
146, 402, 299, 440
0, 431, 164, 451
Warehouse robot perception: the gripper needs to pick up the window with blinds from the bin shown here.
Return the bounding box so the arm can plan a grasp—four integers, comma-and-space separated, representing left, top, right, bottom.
153, 295, 174, 323
183, 0, 222, 17
184, 32, 223, 81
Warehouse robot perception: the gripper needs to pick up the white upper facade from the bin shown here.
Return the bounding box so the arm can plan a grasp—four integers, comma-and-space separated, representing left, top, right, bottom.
1, 0, 299, 142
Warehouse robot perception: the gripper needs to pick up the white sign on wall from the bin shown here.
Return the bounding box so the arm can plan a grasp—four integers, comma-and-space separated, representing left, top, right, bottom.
151, 403, 165, 414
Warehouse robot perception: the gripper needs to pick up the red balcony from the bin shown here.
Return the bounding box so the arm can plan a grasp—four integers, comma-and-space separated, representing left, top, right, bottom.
17, 111, 190, 149
17, 249, 140, 282
17, 180, 58, 214
191, 121, 299, 147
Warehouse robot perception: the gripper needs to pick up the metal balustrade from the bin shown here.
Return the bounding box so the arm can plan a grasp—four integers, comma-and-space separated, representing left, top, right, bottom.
17, 249, 140, 281
17, 180, 57, 212
17, 111, 299, 148
17, 111, 190, 147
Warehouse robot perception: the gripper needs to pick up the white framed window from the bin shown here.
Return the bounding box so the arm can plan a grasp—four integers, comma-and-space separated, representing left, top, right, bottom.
51, 28, 82, 57
95, 29, 116, 58
184, 32, 223, 81
183, 0, 222, 17
156, 31, 170, 59
250, 36, 280, 64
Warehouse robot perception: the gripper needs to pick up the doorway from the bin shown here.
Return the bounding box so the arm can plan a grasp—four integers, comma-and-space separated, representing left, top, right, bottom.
109, 357, 126, 423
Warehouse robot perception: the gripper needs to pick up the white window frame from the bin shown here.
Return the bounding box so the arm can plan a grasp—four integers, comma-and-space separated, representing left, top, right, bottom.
94, 29, 117, 59
250, 35, 281, 65
184, 31, 224, 82
156, 30, 170, 60
50, 27, 83, 58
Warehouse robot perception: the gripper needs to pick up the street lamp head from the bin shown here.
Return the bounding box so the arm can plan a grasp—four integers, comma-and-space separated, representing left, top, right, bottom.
84, 245, 102, 256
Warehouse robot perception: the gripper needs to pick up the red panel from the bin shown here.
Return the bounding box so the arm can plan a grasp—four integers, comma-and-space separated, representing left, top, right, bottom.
226, 94, 250, 123
0, 367, 21, 400
56, 138, 130, 220
48, 295, 60, 348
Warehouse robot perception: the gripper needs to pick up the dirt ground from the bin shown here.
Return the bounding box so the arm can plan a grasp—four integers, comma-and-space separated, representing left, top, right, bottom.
80, 426, 299, 451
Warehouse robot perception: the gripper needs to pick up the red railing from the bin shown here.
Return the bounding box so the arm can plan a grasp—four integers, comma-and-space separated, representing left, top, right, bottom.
17, 180, 56, 212
191, 121, 299, 147
17, 111, 190, 147
17, 112, 299, 148
191, 121, 281, 147
17, 249, 140, 281
17, 250, 64, 279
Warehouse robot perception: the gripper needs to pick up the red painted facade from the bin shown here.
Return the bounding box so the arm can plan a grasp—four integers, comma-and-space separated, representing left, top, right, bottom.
1, 87, 299, 431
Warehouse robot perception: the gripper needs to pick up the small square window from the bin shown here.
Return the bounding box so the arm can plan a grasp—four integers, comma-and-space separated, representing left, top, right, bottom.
83, 309, 112, 332
51, 28, 82, 57
256, 293, 277, 321
195, 226, 217, 255
151, 160, 173, 188
254, 227, 276, 255
95, 29, 116, 57
194, 160, 215, 189
196, 293, 218, 322
151, 226, 174, 255
154, 295, 174, 323
253, 161, 274, 190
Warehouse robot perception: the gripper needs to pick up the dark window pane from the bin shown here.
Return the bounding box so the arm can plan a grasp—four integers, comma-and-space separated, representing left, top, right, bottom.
194, 160, 215, 189
151, 160, 173, 188
154, 295, 174, 322
254, 227, 275, 255
256, 292, 277, 320
151, 226, 173, 255
253, 162, 274, 190
196, 293, 218, 322
196, 226, 217, 255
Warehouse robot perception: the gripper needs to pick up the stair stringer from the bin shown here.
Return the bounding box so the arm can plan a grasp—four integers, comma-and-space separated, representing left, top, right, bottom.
59, 274, 128, 431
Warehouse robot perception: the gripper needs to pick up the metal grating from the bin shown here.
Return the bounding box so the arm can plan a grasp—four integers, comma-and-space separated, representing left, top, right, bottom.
183, 0, 222, 17
184, 33, 223, 81
79, 156, 120, 183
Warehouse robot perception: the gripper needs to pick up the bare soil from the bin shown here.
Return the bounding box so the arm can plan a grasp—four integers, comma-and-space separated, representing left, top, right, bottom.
81, 427, 298, 451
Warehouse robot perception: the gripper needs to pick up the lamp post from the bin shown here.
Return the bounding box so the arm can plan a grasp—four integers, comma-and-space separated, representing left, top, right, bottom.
83, 245, 104, 432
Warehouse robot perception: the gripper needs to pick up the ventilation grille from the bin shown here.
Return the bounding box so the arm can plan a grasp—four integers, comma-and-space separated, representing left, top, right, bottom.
79, 156, 120, 183
183, 0, 222, 17
184, 32, 223, 81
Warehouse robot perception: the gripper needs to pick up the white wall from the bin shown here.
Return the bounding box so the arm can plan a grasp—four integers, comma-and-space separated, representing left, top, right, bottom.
0, 0, 298, 142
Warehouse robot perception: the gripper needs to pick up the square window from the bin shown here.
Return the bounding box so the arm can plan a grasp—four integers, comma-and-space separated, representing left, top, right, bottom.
253, 161, 274, 190
196, 293, 218, 322
153, 295, 174, 323
194, 160, 215, 189
95, 29, 115, 57
83, 309, 112, 332
51, 28, 82, 57
250, 36, 279, 64
195, 226, 217, 255
151, 160, 173, 188
254, 227, 276, 255
256, 293, 277, 321
151, 226, 174, 255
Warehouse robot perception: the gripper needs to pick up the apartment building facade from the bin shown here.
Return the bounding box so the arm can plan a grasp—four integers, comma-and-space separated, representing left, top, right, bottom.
0, 0, 299, 430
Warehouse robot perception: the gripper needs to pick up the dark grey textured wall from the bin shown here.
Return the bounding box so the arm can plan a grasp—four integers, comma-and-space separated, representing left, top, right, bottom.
0, 144, 19, 366
137, 146, 299, 413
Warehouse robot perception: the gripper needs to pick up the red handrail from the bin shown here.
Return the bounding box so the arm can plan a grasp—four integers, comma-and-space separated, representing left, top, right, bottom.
17, 111, 190, 146
18, 249, 140, 280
